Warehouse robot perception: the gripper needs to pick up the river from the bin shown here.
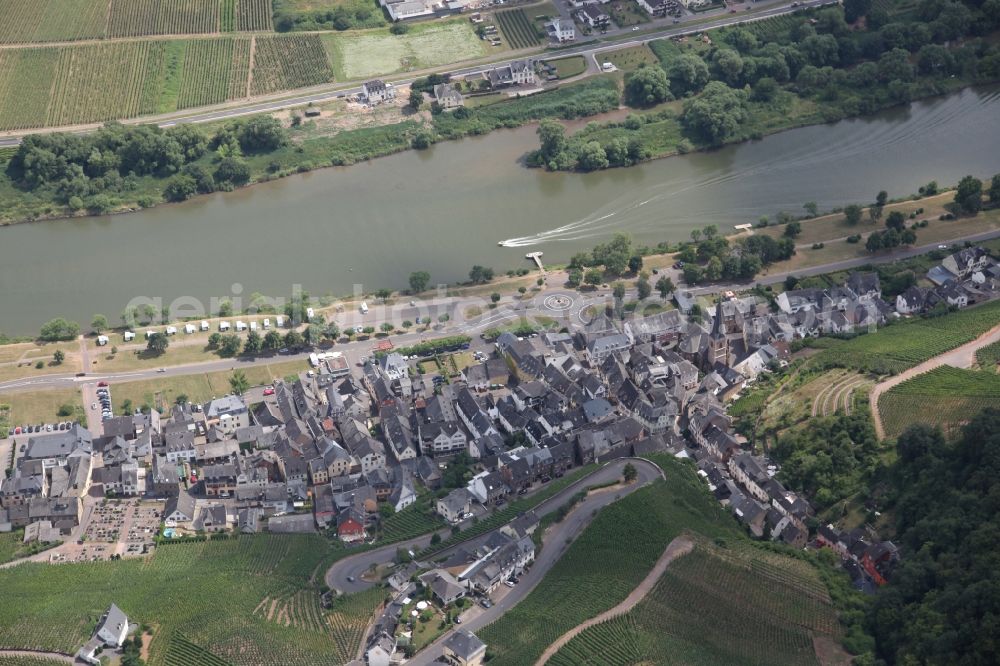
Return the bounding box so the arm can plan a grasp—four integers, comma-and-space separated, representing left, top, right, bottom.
1, 85, 999, 336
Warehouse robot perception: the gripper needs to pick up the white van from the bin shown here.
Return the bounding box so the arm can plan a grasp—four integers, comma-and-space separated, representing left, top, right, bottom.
360, 301, 369, 315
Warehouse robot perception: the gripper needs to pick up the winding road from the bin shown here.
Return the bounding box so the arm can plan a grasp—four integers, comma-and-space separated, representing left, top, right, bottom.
332, 458, 664, 665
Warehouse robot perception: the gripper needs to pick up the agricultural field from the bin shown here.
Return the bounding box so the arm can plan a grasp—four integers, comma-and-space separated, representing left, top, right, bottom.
478, 456, 743, 665
878, 366, 1000, 439
251, 34, 333, 96
0, 0, 108, 44
548, 540, 841, 666
813, 299, 1000, 375
108, 0, 220, 38
237, 0, 276, 31
495, 9, 542, 49
976, 340, 1000, 370
177, 37, 253, 108
0, 657, 68, 666
0, 534, 378, 666
323, 21, 487, 81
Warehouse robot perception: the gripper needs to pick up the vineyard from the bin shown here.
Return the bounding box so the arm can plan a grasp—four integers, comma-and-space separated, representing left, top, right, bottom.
744, 13, 799, 41
107, 0, 220, 38
0, 657, 68, 666
250, 35, 333, 96
380, 496, 445, 543
478, 456, 742, 665
548, 540, 840, 666
814, 300, 1000, 375
237, 0, 275, 31
496, 9, 542, 49
177, 37, 253, 108
878, 365, 1000, 439
0, 33, 335, 130
0, 0, 107, 44
164, 635, 233, 666
976, 340, 1000, 369
0, 534, 367, 666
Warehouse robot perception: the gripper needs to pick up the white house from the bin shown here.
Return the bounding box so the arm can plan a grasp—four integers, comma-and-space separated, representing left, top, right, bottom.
546, 18, 576, 42
96, 335, 109, 346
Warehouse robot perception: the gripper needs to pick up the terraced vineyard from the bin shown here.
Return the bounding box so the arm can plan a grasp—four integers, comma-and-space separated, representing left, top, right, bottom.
878, 365, 1000, 439
250, 34, 333, 96
496, 9, 542, 49
0, 534, 362, 666
814, 300, 1000, 375
0, 657, 69, 666
380, 496, 445, 543
107, 0, 220, 38
479, 457, 742, 665
744, 13, 798, 41
0, 0, 108, 44
549, 540, 840, 666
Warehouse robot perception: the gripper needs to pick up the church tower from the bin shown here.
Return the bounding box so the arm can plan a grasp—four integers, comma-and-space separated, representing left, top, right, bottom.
707, 301, 729, 368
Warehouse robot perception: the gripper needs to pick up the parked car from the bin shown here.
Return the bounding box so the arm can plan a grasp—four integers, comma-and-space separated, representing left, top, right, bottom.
480, 599, 492, 609
504, 579, 515, 588
97, 381, 108, 387
263, 387, 275, 396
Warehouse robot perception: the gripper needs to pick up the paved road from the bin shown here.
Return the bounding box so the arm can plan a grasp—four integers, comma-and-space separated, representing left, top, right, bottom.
397, 459, 664, 666
869, 318, 1000, 439
326, 458, 662, 594
0, 0, 831, 147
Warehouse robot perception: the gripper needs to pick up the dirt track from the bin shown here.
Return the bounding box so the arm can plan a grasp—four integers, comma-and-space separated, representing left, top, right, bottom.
869, 322, 1000, 439
533, 536, 695, 666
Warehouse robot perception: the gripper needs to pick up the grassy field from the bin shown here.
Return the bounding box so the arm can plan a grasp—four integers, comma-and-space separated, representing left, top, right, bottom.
812, 299, 1000, 375
0, 534, 379, 666
548, 539, 841, 666
599, 45, 657, 72
478, 456, 745, 664
878, 365, 1000, 439
547, 56, 587, 79
607, 0, 651, 27
322, 21, 487, 81
111, 359, 306, 412
0, 388, 83, 427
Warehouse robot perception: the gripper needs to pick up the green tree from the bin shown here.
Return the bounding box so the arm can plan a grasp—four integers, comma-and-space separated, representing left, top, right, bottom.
91, 314, 108, 334
163, 174, 197, 202
491, 293, 501, 304
263, 330, 282, 351
229, 370, 250, 395
214, 156, 251, 186
244, 329, 263, 355
623, 463, 638, 483
577, 141, 609, 171
284, 329, 303, 349
682, 81, 749, 145
146, 332, 169, 355
989, 174, 1000, 204
843, 0, 872, 22
53, 350, 65, 364
624, 65, 672, 107
375, 288, 392, 302
567, 269, 583, 288
208, 332, 222, 348
886, 210, 906, 231
469, 265, 494, 284
803, 202, 818, 218
628, 255, 643, 274
584, 268, 603, 286
409, 271, 431, 293
592, 233, 632, 276
784, 221, 802, 238
409, 88, 423, 110
669, 53, 710, 94
844, 204, 863, 225
537, 119, 567, 163
219, 333, 242, 357
39, 318, 81, 342
655, 275, 675, 299
636, 275, 651, 300
381, 322, 394, 333
954, 175, 983, 214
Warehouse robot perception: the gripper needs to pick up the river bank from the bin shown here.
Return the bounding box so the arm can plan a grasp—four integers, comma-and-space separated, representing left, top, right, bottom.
0, 82, 997, 336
